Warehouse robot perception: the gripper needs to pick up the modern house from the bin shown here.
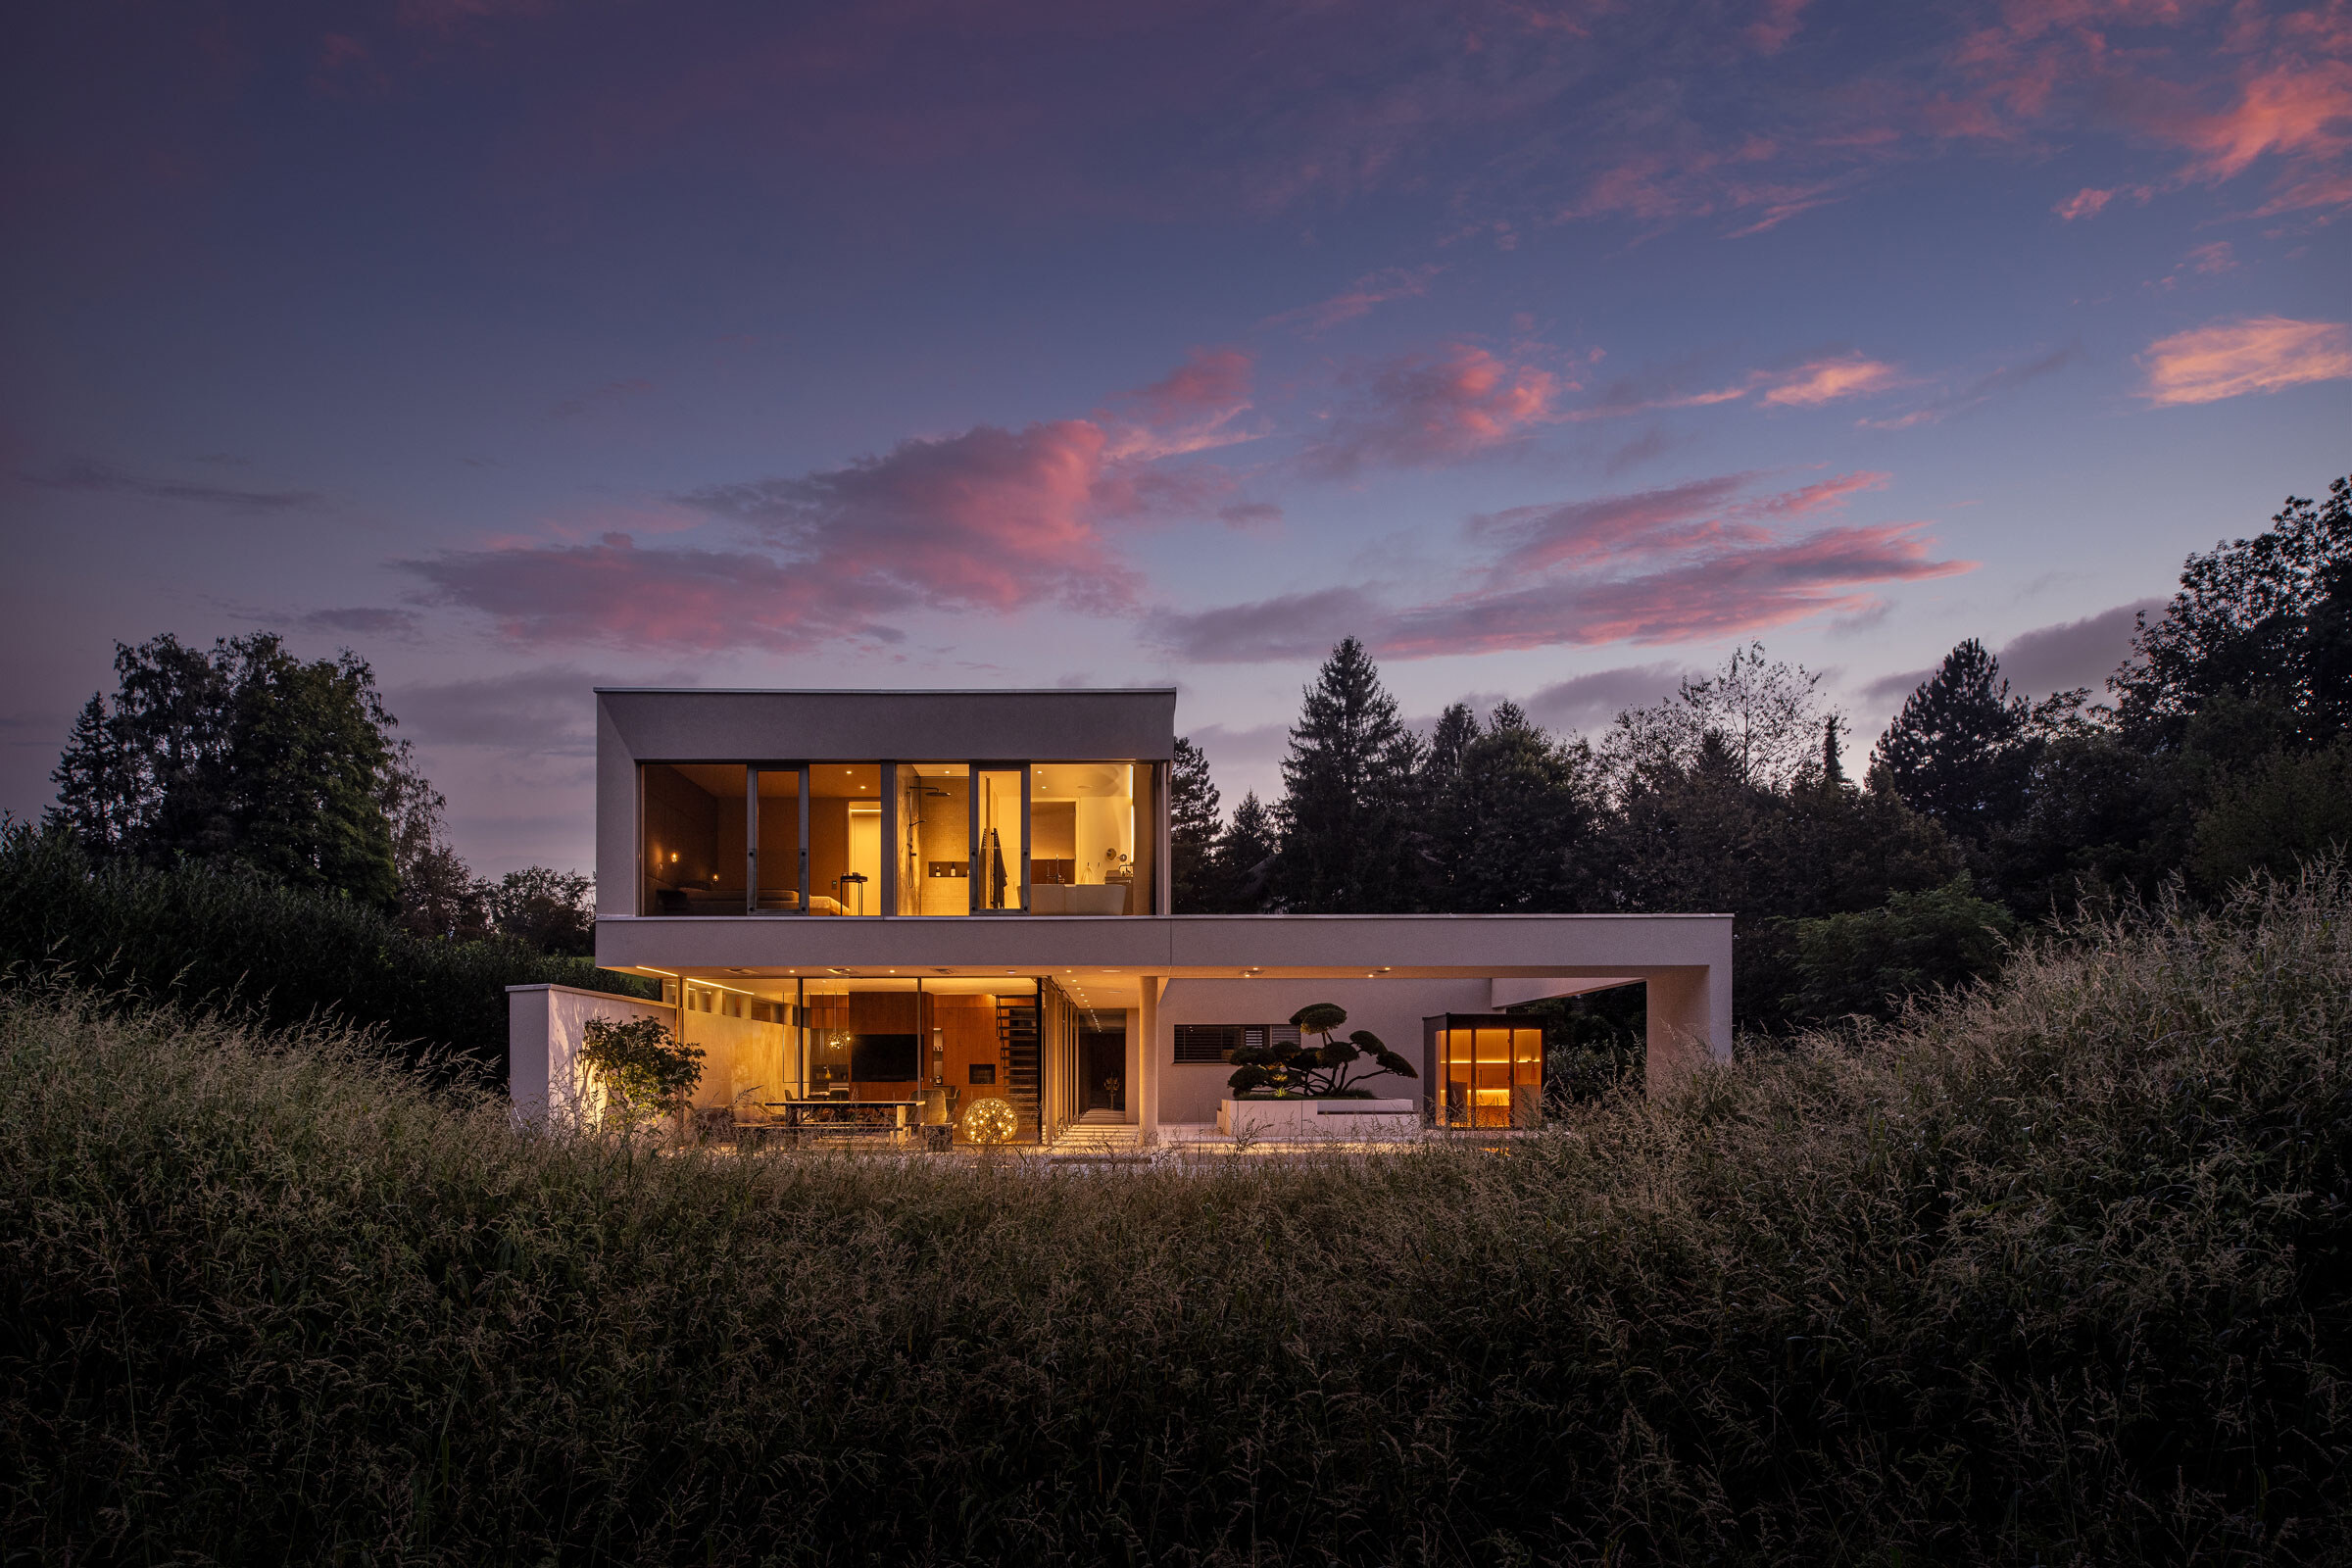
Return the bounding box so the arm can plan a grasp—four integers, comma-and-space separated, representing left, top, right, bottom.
509, 687, 1733, 1147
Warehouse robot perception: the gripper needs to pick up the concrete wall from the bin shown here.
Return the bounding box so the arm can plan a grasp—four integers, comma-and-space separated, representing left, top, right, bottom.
507, 984, 677, 1126
675, 1007, 790, 1111
1153, 977, 1491, 1125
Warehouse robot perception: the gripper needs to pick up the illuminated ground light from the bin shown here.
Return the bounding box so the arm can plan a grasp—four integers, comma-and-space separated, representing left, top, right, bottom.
960, 1096, 1018, 1145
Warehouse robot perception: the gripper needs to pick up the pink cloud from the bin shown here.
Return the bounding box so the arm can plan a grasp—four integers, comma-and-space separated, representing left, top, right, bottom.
2184, 239, 2235, 274
1125, 347, 1251, 427
1471, 473, 1756, 567
1746, 0, 1814, 55
1558, 137, 1859, 235
2172, 60, 2352, 183
1379, 521, 1969, 656
2053, 185, 2116, 220
1105, 349, 1261, 464
1302, 343, 1564, 476
1467, 466, 1887, 579
688, 419, 1138, 614
1563, 354, 1906, 421
408, 342, 1291, 650
1854, 345, 2080, 427
404, 534, 891, 654
1757, 355, 1905, 407
1262, 265, 1443, 334
1982, 13, 2352, 220
1152, 469, 1968, 662
2139, 316, 2352, 404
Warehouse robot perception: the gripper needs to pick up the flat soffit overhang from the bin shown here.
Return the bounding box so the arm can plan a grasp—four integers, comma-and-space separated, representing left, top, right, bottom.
597, 687, 1178, 762
594, 911, 1734, 979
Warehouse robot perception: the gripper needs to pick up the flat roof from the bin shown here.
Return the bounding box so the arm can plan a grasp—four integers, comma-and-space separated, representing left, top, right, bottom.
598, 686, 1180, 762
593, 686, 1180, 695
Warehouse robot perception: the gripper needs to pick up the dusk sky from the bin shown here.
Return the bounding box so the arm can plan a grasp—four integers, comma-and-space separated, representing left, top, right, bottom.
4, 0, 2347, 875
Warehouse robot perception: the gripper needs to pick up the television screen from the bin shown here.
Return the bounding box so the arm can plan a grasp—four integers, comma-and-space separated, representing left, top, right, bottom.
851, 1032, 919, 1082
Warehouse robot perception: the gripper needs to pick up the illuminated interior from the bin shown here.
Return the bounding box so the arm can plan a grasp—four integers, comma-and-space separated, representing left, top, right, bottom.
1428, 1015, 1544, 1129
661, 973, 1072, 1145
644, 759, 1156, 916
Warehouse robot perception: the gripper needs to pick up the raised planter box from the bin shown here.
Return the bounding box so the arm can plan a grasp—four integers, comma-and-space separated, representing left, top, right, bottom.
1216, 1097, 1421, 1141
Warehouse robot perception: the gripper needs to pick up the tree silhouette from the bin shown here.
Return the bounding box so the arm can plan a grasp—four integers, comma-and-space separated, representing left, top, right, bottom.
2114, 476, 2350, 753
1169, 736, 1222, 912
50, 633, 403, 907
1273, 638, 1421, 911
1874, 639, 2031, 838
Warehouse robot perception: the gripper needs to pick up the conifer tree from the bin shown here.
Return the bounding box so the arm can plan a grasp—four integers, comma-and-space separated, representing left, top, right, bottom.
1872, 639, 2030, 838
1169, 735, 1222, 912
1215, 791, 1279, 911
1273, 638, 1420, 911
1423, 703, 1480, 783
1416, 702, 1482, 908
1446, 703, 1595, 912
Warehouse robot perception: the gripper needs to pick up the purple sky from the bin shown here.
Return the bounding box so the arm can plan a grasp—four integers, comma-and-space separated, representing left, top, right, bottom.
4, 0, 2346, 876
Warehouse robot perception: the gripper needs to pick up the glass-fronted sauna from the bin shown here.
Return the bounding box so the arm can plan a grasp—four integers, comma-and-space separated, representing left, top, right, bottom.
639, 759, 1158, 916
1422, 1014, 1545, 1129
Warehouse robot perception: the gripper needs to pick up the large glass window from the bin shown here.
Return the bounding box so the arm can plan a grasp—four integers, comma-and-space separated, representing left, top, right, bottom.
753, 766, 803, 913
807, 763, 882, 915
640, 763, 747, 915
897, 762, 969, 913
1430, 1015, 1544, 1129
642, 757, 1158, 917
1030, 762, 1151, 914
801, 978, 922, 1098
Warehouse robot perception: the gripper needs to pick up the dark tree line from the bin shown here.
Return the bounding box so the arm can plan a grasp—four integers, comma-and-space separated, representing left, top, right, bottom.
1173, 474, 2352, 1040
46, 632, 598, 955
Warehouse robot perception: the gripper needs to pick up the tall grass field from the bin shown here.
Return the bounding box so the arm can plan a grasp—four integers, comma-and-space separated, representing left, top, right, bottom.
3, 872, 2347, 1564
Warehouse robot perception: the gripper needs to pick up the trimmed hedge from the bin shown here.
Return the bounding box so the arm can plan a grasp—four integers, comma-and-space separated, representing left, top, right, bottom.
0, 823, 653, 1084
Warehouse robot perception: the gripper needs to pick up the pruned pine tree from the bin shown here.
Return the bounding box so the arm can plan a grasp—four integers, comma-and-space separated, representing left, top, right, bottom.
1274, 638, 1421, 911
1169, 736, 1222, 913
1873, 639, 2031, 838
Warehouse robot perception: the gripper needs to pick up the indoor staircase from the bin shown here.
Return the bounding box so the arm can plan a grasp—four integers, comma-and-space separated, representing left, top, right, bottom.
997, 994, 1042, 1144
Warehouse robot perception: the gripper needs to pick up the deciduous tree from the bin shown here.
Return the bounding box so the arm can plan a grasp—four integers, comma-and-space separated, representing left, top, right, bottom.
2115, 476, 2351, 752
50, 633, 402, 907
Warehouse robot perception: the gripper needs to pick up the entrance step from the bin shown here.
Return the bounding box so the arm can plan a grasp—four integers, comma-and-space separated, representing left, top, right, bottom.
1048, 1111, 1142, 1153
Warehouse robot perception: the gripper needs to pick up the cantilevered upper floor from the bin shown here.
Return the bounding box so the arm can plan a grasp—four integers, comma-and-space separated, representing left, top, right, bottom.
596, 687, 1178, 921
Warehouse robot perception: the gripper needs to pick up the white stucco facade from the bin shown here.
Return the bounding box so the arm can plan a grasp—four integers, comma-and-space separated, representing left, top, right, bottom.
507, 687, 1735, 1143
